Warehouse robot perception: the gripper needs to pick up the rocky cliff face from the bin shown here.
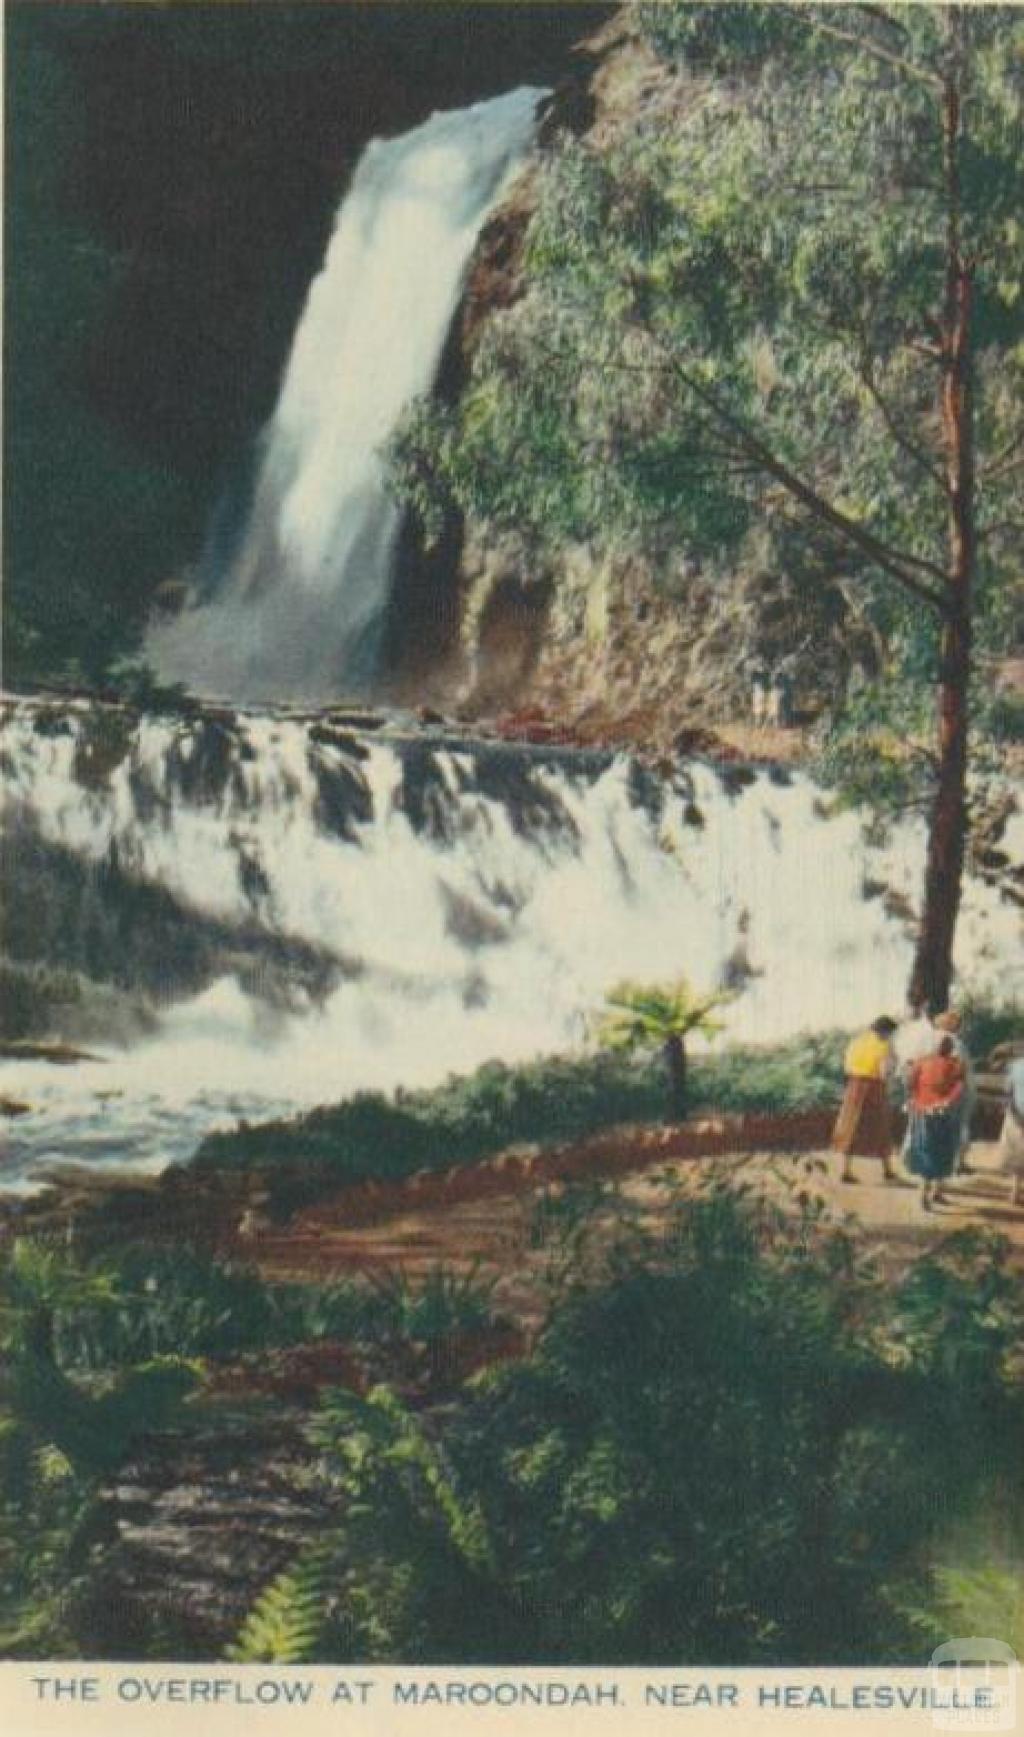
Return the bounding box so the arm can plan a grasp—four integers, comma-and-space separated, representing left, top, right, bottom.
441, 12, 881, 746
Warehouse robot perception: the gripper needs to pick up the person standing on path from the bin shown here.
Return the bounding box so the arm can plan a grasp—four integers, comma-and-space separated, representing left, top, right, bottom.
894, 997, 938, 1162
831, 1016, 899, 1184
767, 667, 793, 728
750, 665, 769, 728
906, 1035, 966, 1211
997, 1053, 1024, 1209
933, 1009, 975, 1173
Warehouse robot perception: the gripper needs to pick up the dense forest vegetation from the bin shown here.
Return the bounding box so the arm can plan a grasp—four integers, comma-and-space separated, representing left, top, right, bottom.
391, 1, 1024, 1004
3, 1175, 1023, 1661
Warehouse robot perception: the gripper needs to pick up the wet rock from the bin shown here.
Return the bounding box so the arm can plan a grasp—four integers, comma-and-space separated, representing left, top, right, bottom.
324, 709, 386, 732
307, 722, 370, 760
165, 717, 238, 806
0, 1039, 104, 1065
0, 1096, 33, 1117
439, 882, 510, 949
720, 763, 759, 797
309, 746, 372, 841
73, 707, 135, 789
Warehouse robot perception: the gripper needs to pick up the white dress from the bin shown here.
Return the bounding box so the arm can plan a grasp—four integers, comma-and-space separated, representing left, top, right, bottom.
998, 1060, 1024, 1177
999, 1109, 1024, 1176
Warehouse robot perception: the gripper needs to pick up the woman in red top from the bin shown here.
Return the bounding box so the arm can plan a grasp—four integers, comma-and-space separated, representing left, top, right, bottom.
906, 1035, 965, 1211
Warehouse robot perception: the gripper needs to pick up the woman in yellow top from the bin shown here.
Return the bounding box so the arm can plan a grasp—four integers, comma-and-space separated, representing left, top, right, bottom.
831, 1016, 898, 1183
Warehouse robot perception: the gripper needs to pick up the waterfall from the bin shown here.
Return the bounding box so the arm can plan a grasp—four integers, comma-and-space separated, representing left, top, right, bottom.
2, 698, 1021, 1191
147, 87, 544, 704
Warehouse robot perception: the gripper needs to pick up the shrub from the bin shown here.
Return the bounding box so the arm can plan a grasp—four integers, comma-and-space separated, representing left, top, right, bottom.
194, 1034, 847, 1192
959, 998, 1024, 1061
48, 1244, 405, 1369
230, 1189, 1024, 1666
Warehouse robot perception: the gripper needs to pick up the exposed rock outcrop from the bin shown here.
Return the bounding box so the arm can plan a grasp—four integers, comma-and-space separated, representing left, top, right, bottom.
439, 11, 882, 745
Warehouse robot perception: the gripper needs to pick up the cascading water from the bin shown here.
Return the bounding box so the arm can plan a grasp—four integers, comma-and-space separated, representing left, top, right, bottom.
2, 698, 1021, 1192
147, 86, 545, 704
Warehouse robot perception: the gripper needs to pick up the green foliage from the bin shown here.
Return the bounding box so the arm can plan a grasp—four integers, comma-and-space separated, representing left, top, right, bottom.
0, 1238, 200, 1476
906, 1562, 1024, 1656
597, 977, 734, 1051
194, 1034, 845, 1187
977, 685, 1024, 747
814, 680, 938, 819
231, 1184, 1024, 1664
0, 1238, 201, 1655
0, 1240, 118, 1357
231, 1381, 508, 1664
0, 1429, 95, 1657
0, 1237, 505, 1660
887, 1226, 1024, 1398
45, 1243, 461, 1371
366, 1265, 500, 1346
49, 1245, 309, 1370
389, 2, 1023, 781
698, 1029, 845, 1113
958, 997, 1024, 1060
636, 0, 808, 73
103, 658, 193, 715
0, 961, 85, 1042
228, 1542, 342, 1665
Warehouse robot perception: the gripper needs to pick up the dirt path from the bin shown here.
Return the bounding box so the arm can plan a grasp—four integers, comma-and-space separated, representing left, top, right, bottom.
245, 1136, 1024, 1329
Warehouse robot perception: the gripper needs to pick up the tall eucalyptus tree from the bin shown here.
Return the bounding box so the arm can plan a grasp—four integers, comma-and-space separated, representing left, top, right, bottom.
394, 4, 1024, 1005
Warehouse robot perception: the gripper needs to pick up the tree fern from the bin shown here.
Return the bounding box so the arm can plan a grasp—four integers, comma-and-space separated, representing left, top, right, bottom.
597, 978, 734, 1052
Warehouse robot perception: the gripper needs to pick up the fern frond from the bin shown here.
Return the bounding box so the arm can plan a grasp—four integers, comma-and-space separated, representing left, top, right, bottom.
227, 1540, 337, 1664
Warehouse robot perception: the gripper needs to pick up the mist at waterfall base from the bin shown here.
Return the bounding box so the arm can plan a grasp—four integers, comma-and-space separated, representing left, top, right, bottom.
3, 703, 1021, 1192
147, 87, 544, 705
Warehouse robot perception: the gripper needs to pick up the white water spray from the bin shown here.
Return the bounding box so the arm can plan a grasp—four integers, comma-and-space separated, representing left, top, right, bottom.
2, 701, 1021, 1190
148, 87, 544, 703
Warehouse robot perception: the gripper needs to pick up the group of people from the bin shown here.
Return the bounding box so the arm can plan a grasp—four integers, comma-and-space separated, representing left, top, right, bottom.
831, 999, 1024, 1212
750, 665, 795, 729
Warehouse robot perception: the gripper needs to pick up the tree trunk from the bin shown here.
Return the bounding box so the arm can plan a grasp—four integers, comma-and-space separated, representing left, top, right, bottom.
910, 604, 970, 1012
663, 1033, 688, 1118
909, 19, 973, 1013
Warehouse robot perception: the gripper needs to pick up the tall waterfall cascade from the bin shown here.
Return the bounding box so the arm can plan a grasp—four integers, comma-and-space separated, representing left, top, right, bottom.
3, 700, 1021, 1192
147, 87, 545, 704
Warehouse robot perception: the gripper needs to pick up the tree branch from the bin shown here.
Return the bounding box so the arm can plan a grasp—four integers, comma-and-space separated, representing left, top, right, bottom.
532, 329, 951, 612
983, 453, 1024, 485
977, 517, 1024, 545
648, 339, 951, 612
856, 359, 945, 490
779, 5, 945, 90
978, 430, 1024, 481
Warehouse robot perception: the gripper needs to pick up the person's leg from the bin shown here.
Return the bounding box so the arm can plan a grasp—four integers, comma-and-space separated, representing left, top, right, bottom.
955, 1103, 973, 1173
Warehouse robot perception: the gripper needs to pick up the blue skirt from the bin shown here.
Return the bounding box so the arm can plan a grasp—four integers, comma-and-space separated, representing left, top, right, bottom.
907, 1105, 961, 1180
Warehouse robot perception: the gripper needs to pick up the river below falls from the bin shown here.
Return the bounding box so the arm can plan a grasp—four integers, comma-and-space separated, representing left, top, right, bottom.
2, 700, 1021, 1194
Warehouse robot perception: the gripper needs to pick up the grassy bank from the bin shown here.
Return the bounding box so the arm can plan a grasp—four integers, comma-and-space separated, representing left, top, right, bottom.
193, 1034, 847, 1190
193, 1000, 1023, 1195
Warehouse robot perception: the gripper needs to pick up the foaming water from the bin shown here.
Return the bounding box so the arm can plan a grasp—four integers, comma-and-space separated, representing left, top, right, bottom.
2, 701, 1020, 1191
148, 87, 544, 704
